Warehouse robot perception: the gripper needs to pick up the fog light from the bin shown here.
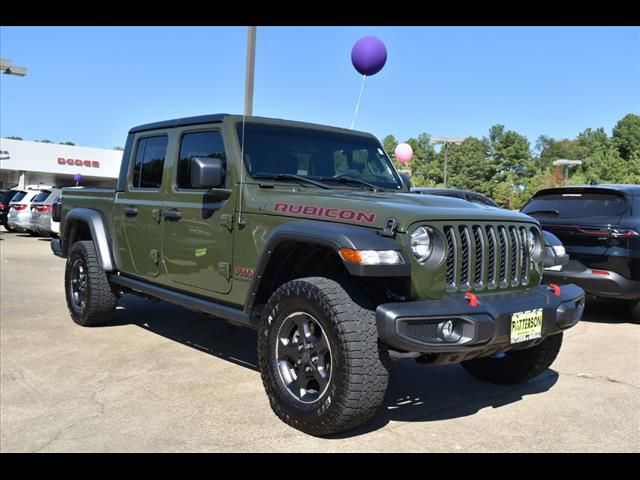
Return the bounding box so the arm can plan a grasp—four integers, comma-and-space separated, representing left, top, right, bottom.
438, 319, 462, 342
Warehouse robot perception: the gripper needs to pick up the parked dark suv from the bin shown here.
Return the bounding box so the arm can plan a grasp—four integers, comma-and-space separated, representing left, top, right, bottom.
411, 188, 499, 207
521, 185, 640, 322
1, 189, 22, 231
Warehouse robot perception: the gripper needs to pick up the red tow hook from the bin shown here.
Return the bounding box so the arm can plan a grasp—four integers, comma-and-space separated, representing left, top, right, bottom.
465, 292, 479, 307
549, 284, 561, 296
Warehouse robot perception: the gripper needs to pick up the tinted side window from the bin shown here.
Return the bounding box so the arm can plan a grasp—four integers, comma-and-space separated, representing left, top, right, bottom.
132, 136, 168, 189
177, 131, 226, 189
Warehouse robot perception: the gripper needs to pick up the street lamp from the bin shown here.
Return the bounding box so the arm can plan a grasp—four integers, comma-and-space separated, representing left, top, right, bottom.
1, 58, 27, 77
552, 159, 582, 184
431, 136, 464, 188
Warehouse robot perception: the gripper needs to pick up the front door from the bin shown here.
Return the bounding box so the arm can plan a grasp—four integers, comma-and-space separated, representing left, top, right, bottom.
160, 128, 234, 294
113, 134, 168, 278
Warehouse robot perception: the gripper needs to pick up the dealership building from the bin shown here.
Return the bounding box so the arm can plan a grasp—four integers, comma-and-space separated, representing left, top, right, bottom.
0, 138, 123, 190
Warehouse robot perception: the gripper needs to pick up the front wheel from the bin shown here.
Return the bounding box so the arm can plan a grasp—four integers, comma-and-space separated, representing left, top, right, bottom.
64, 240, 117, 326
257, 277, 389, 436
462, 333, 563, 385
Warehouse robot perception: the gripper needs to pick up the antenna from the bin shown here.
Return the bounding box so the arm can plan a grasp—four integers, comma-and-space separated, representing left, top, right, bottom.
238, 26, 256, 228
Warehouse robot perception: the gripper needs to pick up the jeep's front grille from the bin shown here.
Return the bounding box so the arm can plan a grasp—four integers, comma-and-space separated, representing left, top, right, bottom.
443, 224, 532, 292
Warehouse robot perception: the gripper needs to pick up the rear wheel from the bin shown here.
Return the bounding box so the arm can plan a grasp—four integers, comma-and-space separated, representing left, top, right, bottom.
3, 221, 16, 232
462, 333, 563, 385
64, 240, 117, 326
257, 277, 389, 436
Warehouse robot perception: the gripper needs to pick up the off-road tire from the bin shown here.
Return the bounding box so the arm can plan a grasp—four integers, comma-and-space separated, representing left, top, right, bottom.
65, 240, 117, 326
461, 332, 563, 385
257, 277, 389, 436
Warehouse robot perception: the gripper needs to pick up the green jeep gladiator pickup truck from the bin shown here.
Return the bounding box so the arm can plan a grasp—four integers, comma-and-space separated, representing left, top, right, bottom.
51, 114, 585, 435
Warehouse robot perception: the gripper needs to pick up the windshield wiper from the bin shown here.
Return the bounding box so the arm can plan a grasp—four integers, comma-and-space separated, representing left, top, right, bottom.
525, 209, 560, 216
320, 175, 383, 192
253, 173, 331, 190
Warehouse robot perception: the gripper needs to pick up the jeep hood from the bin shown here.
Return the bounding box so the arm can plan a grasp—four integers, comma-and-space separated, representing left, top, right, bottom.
247, 187, 538, 232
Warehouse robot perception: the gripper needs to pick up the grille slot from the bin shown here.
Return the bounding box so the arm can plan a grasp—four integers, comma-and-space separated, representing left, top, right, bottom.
442, 223, 532, 293
400, 321, 440, 343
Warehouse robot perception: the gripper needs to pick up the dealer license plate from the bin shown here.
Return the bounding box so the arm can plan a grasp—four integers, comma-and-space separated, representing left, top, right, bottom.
510, 309, 543, 344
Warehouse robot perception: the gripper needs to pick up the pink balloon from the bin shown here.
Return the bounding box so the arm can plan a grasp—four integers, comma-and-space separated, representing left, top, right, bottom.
395, 143, 413, 164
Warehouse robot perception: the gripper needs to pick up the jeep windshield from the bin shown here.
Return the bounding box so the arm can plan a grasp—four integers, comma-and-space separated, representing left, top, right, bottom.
237, 123, 404, 191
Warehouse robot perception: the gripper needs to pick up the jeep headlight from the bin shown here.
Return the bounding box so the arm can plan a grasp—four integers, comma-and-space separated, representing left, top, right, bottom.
411, 226, 433, 263
528, 228, 543, 262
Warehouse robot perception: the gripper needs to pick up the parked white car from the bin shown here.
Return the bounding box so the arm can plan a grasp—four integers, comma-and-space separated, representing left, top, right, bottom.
30, 188, 62, 237
6, 190, 41, 233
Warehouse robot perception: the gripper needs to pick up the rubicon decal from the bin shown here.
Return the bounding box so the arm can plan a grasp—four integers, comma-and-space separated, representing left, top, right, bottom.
57, 158, 101, 168
274, 202, 376, 224
234, 266, 255, 280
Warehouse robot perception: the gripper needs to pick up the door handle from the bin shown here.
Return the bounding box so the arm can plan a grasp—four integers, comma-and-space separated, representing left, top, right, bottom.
162, 209, 182, 221
123, 207, 139, 217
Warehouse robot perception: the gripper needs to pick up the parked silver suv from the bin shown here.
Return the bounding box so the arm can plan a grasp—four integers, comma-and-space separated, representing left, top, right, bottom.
30, 188, 62, 237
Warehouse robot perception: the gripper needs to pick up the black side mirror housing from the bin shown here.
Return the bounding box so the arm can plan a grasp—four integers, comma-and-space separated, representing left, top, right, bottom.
52, 200, 62, 223
191, 157, 225, 189
400, 173, 412, 190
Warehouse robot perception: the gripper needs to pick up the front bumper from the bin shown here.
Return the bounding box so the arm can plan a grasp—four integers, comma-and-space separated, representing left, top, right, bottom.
543, 260, 640, 301
376, 284, 585, 357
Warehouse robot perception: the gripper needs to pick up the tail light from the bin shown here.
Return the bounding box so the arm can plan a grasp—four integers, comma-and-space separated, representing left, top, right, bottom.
0, 202, 5, 210
13, 204, 28, 211
36, 205, 52, 213
610, 228, 639, 238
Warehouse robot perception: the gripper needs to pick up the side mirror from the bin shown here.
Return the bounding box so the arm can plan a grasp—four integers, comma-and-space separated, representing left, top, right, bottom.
400, 173, 412, 189
191, 157, 225, 189
52, 200, 62, 223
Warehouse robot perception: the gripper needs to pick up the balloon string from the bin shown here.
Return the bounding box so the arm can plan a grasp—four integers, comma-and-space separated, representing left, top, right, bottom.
350, 74, 367, 129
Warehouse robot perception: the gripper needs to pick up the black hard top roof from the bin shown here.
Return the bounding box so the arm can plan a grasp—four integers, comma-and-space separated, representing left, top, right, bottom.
128, 114, 375, 138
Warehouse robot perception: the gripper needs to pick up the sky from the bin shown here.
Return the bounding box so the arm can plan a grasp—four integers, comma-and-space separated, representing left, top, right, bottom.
1, 26, 639, 151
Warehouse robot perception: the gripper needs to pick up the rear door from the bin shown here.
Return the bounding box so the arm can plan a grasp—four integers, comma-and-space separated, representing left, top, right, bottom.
113, 134, 169, 278
160, 128, 234, 294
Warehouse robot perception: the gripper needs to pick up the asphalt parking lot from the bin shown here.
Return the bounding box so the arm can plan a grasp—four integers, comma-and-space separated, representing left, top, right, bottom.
1, 229, 638, 452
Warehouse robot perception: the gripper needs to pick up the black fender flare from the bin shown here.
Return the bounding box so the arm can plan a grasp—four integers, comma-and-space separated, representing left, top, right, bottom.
62, 208, 116, 271
244, 220, 410, 313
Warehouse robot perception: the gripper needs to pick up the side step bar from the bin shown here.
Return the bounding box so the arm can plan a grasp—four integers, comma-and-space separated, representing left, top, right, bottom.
110, 274, 256, 329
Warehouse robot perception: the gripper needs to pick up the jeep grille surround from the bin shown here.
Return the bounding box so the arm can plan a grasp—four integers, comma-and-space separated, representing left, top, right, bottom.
443, 224, 533, 292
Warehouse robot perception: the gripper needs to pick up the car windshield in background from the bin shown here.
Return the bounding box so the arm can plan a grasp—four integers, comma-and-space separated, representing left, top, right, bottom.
522, 192, 627, 218
32, 191, 51, 203
237, 123, 403, 191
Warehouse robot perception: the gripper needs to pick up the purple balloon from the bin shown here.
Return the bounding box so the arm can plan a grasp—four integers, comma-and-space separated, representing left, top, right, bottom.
351, 36, 387, 76
73, 173, 83, 184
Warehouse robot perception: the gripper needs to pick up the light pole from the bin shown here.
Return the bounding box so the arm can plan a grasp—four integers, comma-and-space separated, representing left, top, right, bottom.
431, 136, 464, 188
552, 159, 582, 185
244, 27, 256, 116
1, 58, 28, 76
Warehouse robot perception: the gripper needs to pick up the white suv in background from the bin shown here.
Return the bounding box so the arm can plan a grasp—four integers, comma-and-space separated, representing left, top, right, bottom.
30, 188, 62, 237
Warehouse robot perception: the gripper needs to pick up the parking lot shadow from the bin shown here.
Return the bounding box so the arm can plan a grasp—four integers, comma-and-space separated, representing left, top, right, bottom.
110, 294, 559, 436
581, 297, 634, 324
112, 295, 259, 370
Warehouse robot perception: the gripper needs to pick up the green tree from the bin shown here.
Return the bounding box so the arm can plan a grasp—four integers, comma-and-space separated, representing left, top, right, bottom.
5, 136, 22, 140
59, 141, 75, 146
35, 139, 53, 143
612, 113, 640, 161
113, 146, 124, 151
